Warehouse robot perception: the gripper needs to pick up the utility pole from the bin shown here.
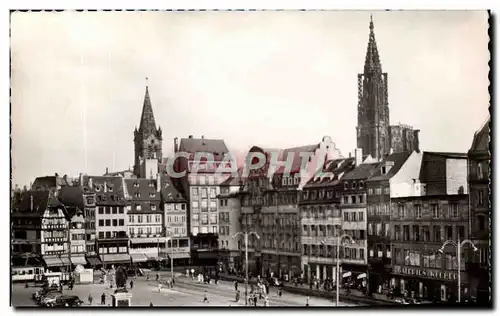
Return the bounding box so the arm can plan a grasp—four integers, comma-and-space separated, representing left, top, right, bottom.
233, 231, 260, 306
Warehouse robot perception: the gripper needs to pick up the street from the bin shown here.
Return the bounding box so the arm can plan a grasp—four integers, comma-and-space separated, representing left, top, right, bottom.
11, 273, 359, 307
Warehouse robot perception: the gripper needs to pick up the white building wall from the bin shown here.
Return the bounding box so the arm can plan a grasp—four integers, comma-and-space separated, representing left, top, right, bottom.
446, 158, 468, 195
390, 151, 423, 198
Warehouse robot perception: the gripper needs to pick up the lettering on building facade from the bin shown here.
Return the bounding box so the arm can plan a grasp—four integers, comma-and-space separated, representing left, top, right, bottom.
393, 265, 458, 281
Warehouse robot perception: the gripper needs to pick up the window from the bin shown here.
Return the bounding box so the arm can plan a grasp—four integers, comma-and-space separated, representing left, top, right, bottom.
210, 188, 216, 198
344, 182, 348, 190
210, 213, 217, 224
386, 245, 391, 258
413, 225, 420, 241
450, 204, 459, 218
369, 249, 374, 258
343, 212, 349, 222
478, 215, 486, 231
105, 207, 111, 214
212, 226, 218, 234
112, 219, 117, 226
111, 207, 117, 214
358, 212, 364, 221
423, 226, 430, 242
368, 223, 373, 235
375, 188, 382, 195
358, 195, 364, 204
359, 181, 364, 189
220, 199, 224, 207
209, 201, 217, 211
432, 204, 439, 218
136, 205, 142, 211
151, 204, 157, 211
398, 204, 405, 218
385, 223, 390, 237
138, 215, 143, 223
98, 207, 104, 214
192, 188, 199, 197
415, 205, 422, 219
199, 176, 206, 185
105, 219, 111, 226
403, 225, 409, 241
201, 213, 208, 225
446, 226, 453, 240
118, 207, 124, 214
457, 226, 465, 239
192, 226, 199, 235
343, 196, 348, 204
119, 219, 124, 226
351, 196, 356, 204
384, 187, 390, 195
368, 188, 373, 195
434, 226, 441, 242
201, 188, 208, 198
478, 190, 484, 206
99, 219, 104, 226
376, 223, 382, 236
352, 182, 357, 189
201, 200, 208, 211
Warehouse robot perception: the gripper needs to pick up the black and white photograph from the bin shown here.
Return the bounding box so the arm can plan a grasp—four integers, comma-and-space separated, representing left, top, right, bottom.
9, 9, 491, 308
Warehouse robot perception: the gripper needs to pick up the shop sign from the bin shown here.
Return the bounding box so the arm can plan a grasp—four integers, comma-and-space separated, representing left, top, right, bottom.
393, 265, 457, 281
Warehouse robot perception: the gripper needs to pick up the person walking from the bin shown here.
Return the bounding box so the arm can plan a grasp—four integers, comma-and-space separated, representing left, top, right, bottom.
100, 293, 106, 306
88, 293, 93, 306
234, 281, 238, 291
306, 296, 310, 307
203, 290, 209, 303
130, 280, 134, 289
149, 301, 154, 307
278, 286, 282, 298
253, 294, 258, 307
235, 290, 240, 303
264, 296, 269, 307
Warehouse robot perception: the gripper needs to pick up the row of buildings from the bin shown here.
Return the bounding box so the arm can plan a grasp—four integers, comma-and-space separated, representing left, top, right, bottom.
11, 17, 490, 303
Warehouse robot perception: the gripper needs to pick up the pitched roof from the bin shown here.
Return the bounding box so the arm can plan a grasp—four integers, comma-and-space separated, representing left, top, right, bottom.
220, 168, 244, 186
341, 162, 379, 180
13, 190, 64, 217
366, 151, 411, 182
277, 144, 320, 174
58, 187, 84, 210
469, 117, 490, 153
179, 137, 229, 158
305, 157, 356, 188
160, 175, 186, 203
418, 151, 468, 184
82, 176, 127, 205
124, 178, 161, 202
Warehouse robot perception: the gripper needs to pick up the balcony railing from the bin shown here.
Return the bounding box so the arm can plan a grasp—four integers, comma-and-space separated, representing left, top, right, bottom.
41, 224, 67, 230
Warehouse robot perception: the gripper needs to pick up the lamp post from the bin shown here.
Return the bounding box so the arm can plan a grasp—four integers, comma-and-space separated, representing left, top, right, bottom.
165, 228, 174, 281
439, 238, 477, 303
233, 231, 260, 306
321, 233, 355, 306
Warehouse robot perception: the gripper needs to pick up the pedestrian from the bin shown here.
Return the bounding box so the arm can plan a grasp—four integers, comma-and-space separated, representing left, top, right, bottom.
264, 296, 269, 307
130, 280, 134, 289
147, 272, 150, 281
156, 273, 159, 281
88, 293, 93, 306
278, 287, 282, 297
101, 293, 106, 306
234, 280, 238, 291
150, 301, 154, 307
253, 295, 258, 307
306, 296, 310, 307
191, 269, 195, 280
235, 290, 240, 302
158, 282, 162, 293
203, 290, 209, 303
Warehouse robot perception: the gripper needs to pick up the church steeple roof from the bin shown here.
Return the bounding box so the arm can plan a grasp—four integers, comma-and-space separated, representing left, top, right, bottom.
364, 15, 382, 75
138, 79, 157, 136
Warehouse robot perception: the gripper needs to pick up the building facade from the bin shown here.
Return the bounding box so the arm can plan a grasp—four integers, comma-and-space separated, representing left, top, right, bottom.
467, 118, 490, 303
299, 157, 356, 283
390, 151, 470, 302
365, 151, 411, 294
84, 176, 131, 268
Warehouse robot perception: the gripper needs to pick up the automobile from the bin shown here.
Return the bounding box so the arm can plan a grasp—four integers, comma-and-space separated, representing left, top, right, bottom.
49, 295, 84, 307
32, 285, 59, 301
39, 291, 63, 306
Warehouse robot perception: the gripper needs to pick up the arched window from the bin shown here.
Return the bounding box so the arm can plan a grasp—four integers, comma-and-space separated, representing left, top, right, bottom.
477, 163, 483, 179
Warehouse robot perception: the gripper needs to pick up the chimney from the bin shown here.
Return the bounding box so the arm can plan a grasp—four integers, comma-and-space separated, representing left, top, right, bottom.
355, 148, 363, 167
174, 137, 179, 153
348, 152, 351, 158
201, 135, 205, 145
79, 173, 83, 186
88, 178, 93, 189
30, 195, 33, 211
188, 135, 193, 139
106, 167, 109, 175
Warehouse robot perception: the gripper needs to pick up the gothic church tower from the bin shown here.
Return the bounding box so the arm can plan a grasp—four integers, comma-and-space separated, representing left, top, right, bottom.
133, 82, 163, 177
356, 16, 390, 160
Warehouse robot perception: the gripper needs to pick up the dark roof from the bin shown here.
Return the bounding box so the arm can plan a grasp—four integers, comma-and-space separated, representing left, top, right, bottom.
179, 137, 229, 158
65, 206, 83, 219
125, 178, 160, 202
305, 157, 356, 188
12, 190, 64, 217
341, 162, 379, 181
421, 151, 468, 159
220, 168, 244, 186
58, 187, 84, 210
418, 151, 468, 184
160, 175, 186, 203
248, 144, 320, 175
366, 151, 411, 182
82, 176, 127, 205
469, 117, 490, 153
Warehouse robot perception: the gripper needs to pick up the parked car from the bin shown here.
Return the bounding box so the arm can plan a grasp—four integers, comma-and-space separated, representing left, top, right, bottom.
49, 295, 84, 307
39, 291, 63, 306
32, 285, 59, 301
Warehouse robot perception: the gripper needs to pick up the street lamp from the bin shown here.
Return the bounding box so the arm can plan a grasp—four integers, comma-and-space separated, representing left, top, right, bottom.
233, 231, 260, 306
321, 233, 355, 306
439, 238, 478, 303
165, 227, 174, 281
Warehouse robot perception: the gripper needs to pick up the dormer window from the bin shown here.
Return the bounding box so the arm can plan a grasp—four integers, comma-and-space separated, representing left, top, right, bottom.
136, 205, 142, 211
149, 182, 154, 188
344, 182, 348, 190
282, 177, 287, 186
294, 176, 300, 185
151, 204, 157, 211
95, 186, 101, 192
288, 177, 293, 185
303, 191, 309, 200
149, 193, 155, 198
359, 181, 364, 189
133, 182, 139, 188
134, 192, 140, 198
107, 184, 113, 192
382, 166, 387, 175
352, 182, 357, 189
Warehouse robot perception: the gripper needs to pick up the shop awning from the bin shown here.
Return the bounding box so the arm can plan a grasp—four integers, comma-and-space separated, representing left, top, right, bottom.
357, 273, 367, 279
86, 256, 102, 266
43, 257, 63, 267
60, 257, 71, 266
130, 253, 148, 263
71, 256, 87, 265
342, 271, 352, 278
101, 254, 131, 263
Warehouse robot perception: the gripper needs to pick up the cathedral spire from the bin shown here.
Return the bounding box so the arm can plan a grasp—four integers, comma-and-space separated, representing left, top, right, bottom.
364, 15, 382, 75
138, 77, 157, 136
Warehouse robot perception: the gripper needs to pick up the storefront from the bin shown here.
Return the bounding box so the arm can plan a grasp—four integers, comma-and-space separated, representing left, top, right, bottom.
391, 265, 466, 302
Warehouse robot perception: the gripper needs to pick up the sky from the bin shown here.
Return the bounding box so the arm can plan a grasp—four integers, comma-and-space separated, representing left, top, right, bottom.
11, 10, 490, 187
